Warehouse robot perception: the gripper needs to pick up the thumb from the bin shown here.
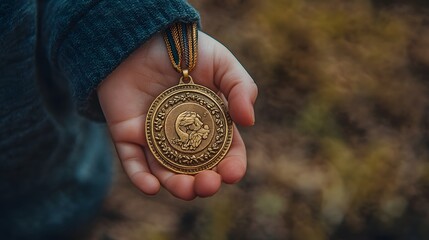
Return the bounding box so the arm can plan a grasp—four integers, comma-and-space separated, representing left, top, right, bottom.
211, 40, 258, 126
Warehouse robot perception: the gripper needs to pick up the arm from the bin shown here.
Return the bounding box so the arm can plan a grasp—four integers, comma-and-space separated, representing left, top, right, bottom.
40, 0, 199, 120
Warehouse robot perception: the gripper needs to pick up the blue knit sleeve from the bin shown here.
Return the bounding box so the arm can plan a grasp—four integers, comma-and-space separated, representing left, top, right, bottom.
41, 0, 199, 120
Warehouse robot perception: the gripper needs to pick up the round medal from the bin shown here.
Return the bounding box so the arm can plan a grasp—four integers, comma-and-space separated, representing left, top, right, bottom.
145, 77, 233, 174
146, 22, 233, 174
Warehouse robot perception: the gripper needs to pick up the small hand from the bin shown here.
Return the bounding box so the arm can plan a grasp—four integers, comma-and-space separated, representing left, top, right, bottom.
97, 31, 258, 200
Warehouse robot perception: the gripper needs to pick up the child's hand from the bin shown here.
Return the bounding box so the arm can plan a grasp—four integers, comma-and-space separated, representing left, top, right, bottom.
97, 32, 257, 200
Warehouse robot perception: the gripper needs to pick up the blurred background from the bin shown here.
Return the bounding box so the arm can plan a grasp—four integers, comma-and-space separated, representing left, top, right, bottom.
87, 0, 429, 239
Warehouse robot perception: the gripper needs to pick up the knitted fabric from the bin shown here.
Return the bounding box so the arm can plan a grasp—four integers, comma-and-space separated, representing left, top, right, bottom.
0, 0, 199, 239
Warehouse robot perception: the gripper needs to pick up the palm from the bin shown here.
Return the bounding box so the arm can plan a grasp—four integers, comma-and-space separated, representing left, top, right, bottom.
98, 32, 257, 200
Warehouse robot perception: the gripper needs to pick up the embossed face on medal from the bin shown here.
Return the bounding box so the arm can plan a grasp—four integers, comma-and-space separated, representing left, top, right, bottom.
146, 81, 233, 174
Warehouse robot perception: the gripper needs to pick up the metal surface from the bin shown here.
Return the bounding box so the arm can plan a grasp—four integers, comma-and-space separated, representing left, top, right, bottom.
146, 79, 233, 174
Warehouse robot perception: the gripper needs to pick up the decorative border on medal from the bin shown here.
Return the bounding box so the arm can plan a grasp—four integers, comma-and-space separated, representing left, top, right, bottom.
146, 83, 233, 174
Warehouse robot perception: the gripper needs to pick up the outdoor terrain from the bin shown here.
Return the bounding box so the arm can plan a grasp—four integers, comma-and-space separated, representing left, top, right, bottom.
86, 1, 429, 239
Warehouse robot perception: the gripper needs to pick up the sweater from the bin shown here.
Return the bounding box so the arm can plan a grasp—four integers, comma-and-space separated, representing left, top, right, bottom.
0, 0, 199, 239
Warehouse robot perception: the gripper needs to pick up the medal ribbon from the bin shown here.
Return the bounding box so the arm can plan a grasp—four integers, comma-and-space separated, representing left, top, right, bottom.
163, 22, 198, 79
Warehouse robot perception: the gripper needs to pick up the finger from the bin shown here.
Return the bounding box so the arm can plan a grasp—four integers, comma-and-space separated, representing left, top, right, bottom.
215, 54, 257, 126
194, 170, 222, 198
197, 33, 258, 126
217, 126, 247, 184
116, 142, 160, 195
227, 80, 258, 126
144, 148, 197, 201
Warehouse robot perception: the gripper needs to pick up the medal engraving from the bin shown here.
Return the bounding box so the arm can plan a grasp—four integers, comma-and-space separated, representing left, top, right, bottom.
146, 82, 233, 174
172, 110, 210, 151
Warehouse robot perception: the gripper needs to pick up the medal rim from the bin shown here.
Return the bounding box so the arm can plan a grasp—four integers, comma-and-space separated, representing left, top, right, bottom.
145, 82, 233, 175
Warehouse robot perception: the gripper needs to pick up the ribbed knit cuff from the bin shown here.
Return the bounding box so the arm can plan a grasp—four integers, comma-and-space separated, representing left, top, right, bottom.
56, 0, 199, 121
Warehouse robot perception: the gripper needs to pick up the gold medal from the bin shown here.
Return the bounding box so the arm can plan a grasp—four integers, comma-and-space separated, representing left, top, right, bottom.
145, 23, 233, 174
146, 76, 233, 174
